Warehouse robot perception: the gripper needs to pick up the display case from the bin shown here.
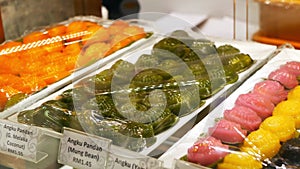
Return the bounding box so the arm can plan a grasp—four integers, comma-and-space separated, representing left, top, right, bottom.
0, 1, 300, 169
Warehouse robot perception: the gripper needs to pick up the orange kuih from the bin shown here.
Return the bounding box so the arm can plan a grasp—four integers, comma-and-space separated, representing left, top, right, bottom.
1, 56, 23, 75
41, 64, 70, 84
63, 43, 82, 70
21, 61, 45, 75
1, 41, 22, 48
0, 86, 21, 111
63, 42, 82, 55
65, 21, 88, 42
109, 33, 132, 54
123, 25, 146, 41
43, 41, 64, 53
81, 25, 103, 44
0, 41, 23, 53
47, 24, 67, 37
85, 27, 110, 44
107, 20, 130, 35
77, 42, 110, 67
45, 51, 66, 64
0, 55, 14, 74
0, 91, 7, 111
63, 54, 79, 71
0, 74, 23, 87
23, 31, 50, 44
19, 74, 47, 93
0, 41, 23, 62
21, 46, 48, 62
66, 21, 88, 33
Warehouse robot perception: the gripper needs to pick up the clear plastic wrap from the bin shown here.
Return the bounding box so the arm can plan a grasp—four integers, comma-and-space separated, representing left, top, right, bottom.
7, 27, 269, 156
160, 48, 300, 169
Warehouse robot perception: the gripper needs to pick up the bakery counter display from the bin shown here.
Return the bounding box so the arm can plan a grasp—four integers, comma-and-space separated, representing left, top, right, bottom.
0, 16, 153, 119
4, 28, 277, 169
160, 48, 300, 169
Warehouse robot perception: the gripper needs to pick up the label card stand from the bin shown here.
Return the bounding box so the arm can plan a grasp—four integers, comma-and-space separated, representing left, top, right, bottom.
107, 146, 164, 169
0, 119, 48, 163
58, 127, 112, 169
58, 127, 164, 169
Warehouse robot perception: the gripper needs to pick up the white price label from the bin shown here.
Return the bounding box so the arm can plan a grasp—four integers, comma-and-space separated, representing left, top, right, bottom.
0, 119, 39, 161
58, 128, 111, 169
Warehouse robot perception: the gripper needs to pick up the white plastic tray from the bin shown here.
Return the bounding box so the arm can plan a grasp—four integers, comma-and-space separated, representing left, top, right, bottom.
0, 17, 156, 119
159, 47, 300, 169
138, 38, 277, 155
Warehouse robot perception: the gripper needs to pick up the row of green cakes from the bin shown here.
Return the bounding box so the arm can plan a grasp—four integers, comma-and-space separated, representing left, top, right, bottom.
17, 30, 254, 152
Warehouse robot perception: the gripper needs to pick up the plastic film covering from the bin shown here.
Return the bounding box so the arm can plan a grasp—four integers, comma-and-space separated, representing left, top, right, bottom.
15, 28, 256, 153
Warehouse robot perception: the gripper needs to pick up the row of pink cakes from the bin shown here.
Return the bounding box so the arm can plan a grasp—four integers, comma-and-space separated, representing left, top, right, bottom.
186, 61, 300, 168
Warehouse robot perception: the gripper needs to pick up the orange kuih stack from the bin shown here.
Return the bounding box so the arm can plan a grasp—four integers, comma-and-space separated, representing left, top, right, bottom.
0, 19, 147, 111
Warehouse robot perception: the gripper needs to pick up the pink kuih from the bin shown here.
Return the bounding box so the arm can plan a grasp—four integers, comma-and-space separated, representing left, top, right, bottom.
187, 136, 229, 166
268, 68, 298, 89
252, 80, 288, 105
208, 119, 247, 144
280, 61, 300, 76
224, 105, 262, 131
235, 92, 274, 119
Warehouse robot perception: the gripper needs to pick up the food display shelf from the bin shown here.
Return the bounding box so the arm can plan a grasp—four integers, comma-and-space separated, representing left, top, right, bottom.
5, 36, 277, 169
159, 47, 300, 169
0, 16, 156, 119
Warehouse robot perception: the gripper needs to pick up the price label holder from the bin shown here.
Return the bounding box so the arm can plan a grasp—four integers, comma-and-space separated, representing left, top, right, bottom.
0, 119, 48, 163
106, 146, 164, 169
173, 159, 209, 169
58, 127, 112, 169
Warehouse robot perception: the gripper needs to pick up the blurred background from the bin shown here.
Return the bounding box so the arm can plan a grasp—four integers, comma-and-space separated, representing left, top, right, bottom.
0, 0, 259, 41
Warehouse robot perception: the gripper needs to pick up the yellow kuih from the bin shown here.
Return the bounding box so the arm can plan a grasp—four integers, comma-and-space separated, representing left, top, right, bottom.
259, 115, 296, 142
241, 129, 281, 160
272, 99, 300, 129
217, 153, 262, 169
